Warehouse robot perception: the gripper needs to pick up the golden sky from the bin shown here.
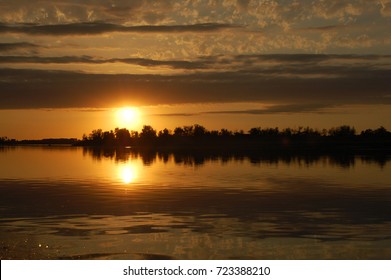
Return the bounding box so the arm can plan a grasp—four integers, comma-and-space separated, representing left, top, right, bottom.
0, 0, 390, 138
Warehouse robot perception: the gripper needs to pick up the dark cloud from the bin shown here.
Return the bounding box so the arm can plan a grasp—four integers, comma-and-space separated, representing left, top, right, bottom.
0, 42, 40, 52
116, 58, 205, 69
77, 108, 108, 112
298, 25, 347, 32
0, 55, 96, 64
0, 22, 242, 36
0, 55, 206, 69
205, 104, 333, 115
151, 113, 199, 117
0, 54, 389, 110
233, 54, 391, 64
2, 54, 389, 72
150, 104, 332, 117
237, 0, 251, 9
0, 58, 389, 109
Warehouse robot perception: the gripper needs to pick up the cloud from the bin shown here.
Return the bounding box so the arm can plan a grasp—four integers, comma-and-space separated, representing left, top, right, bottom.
380, 0, 391, 16
0, 42, 40, 52
0, 55, 95, 64
236, 0, 251, 11
111, 58, 205, 69
151, 113, 199, 117
0, 1, 388, 55
0, 55, 207, 70
2, 54, 389, 73
298, 25, 347, 32
77, 108, 108, 112
310, 0, 366, 21
150, 103, 332, 117
0, 0, 385, 29
0, 53, 390, 109
205, 103, 333, 115
0, 22, 242, 36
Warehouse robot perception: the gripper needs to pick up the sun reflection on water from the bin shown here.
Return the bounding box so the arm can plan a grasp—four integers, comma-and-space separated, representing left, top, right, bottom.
118, 165, 138, 184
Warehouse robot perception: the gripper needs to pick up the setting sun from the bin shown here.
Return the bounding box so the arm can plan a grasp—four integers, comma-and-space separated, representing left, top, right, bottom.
116, 107, 141, 128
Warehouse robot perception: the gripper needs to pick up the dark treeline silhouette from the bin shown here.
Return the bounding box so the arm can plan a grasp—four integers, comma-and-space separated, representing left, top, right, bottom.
76, 124, 391, 153
2, 124, 390, 152
0, 136, 17, 145
0, 137, 77, 146
19, 138, 78, 145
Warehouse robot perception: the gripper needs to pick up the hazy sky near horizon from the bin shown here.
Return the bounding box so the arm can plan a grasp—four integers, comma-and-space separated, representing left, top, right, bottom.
0, 0, 390, 139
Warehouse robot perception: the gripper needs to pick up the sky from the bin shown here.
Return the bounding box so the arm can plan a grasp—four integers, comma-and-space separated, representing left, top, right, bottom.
0, 0, 390, 139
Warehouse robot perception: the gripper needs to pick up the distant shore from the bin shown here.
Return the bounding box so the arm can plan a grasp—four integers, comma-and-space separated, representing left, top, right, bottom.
2, 124, 391, 153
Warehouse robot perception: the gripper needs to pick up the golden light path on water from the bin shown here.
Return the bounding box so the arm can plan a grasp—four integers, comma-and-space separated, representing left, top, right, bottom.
118, 164, 138, 185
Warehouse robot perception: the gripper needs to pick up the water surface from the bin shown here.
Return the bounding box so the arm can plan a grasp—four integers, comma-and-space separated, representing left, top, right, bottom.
0, 146, 390, 259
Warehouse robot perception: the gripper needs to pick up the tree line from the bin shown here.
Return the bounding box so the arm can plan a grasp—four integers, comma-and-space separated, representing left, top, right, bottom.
1, 124, 390, 150
0, 137, 76, 145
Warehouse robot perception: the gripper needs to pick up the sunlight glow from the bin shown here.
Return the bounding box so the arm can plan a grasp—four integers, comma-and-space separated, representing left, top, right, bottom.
116, 107, 141, 128
119, 165, 138, 184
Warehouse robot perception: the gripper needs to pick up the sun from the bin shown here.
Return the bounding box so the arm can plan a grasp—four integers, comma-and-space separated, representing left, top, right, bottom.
116, 107, 140, 127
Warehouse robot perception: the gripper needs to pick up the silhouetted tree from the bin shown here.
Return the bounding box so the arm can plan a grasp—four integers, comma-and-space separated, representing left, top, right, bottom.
234, 130, 245, 137
209, 130, 219, 137
130, 130, 139, 139
115, 128, 131, 146
140, 125, 157, 140
220, 128, 233, 137
373, 126, 390, 137
329, 125, 356, 137
193, 124, 207, 137
158, 128, 171, 138
102, 130, 115, 146
282, 128, 293, 137
174, 127, 185, 136
264, 127, 279, 137
89, 129, 103, 144
183, 125, 194, 136
249, 127, 262, 137
157, 128, 172, 146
